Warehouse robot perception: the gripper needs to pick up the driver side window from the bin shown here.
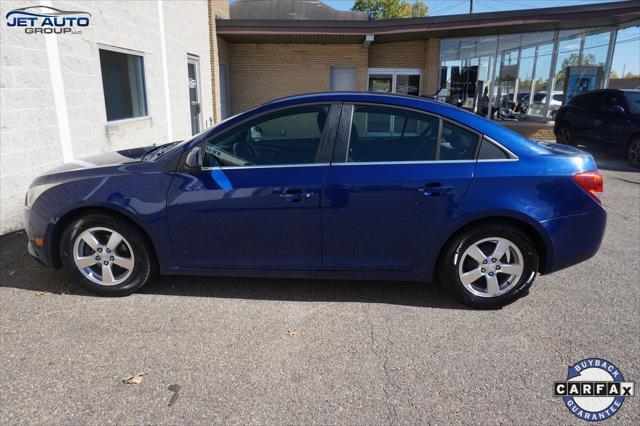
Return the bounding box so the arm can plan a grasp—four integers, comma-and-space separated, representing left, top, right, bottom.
203, 104, 330, 168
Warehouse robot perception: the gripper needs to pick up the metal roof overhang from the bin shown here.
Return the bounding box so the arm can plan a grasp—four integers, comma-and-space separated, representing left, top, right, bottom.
216, 0, 640, 44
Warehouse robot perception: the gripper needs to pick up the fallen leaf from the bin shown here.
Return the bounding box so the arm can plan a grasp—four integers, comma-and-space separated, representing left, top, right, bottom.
168, 384, 181, 406
122, 372, 144, 384
287, 329, 299, 337
35, 291, 47, 296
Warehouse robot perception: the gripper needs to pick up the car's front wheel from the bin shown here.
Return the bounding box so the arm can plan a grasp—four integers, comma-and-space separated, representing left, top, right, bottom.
556, 122, 574, 145
60, 213, 154, 296
627, 135, 640, 167
439, 223, 539, 308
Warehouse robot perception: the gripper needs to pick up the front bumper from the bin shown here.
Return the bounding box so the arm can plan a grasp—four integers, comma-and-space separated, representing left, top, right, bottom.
23, 206, 56, 268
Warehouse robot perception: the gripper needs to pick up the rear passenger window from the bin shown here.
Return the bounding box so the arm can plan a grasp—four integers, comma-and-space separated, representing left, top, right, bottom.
348, 106, 439, 162
440, 122, 479, 160
478, 137, 510, 160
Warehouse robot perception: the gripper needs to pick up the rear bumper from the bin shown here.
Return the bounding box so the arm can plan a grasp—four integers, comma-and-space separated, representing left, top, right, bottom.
541, 207, 607, 274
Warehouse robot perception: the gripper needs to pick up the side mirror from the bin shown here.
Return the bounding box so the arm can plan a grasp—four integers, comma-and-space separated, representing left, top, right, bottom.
605, 104, 625, 114
184, 146, 203, 173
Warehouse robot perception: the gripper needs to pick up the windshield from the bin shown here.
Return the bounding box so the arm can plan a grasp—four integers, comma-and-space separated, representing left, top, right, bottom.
625, 91, 640, 114
142, 124, 218, 161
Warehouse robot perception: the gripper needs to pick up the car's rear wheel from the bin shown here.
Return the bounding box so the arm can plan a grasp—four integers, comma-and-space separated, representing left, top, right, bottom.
627, 135, 640, 167
556, 122, 574, 145
60, 213, 154, 296
439, 223, 539, 308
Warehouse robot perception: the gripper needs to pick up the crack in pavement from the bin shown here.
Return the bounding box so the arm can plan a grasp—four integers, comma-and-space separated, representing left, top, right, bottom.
366, 305, 398, 425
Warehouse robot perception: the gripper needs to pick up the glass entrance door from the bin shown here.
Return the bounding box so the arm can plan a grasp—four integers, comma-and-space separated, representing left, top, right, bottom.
187, 56, 201, 135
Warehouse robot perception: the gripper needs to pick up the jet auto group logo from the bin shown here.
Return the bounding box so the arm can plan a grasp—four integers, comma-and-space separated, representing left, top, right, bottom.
5, 5, 90, 34
554, 357, 635, 421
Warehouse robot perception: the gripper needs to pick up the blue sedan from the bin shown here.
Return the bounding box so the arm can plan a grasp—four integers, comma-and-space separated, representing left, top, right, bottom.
24, 92, 606, 307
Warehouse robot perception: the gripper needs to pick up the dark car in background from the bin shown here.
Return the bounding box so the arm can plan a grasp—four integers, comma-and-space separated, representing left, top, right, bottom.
554, 89, 640, 166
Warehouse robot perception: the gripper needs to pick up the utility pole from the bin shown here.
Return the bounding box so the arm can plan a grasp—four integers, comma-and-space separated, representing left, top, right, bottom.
470, 0, 474, 13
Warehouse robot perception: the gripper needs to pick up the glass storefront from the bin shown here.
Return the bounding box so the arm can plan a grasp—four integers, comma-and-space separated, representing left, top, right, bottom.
439, 24, 640, 121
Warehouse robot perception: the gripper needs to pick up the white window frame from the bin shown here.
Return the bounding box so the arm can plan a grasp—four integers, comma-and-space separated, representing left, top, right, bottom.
97, 43, 150, 124
367, 68, 422, 94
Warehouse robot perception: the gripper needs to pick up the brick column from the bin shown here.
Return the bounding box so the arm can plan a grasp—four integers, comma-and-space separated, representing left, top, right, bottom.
424, 38, 441, 96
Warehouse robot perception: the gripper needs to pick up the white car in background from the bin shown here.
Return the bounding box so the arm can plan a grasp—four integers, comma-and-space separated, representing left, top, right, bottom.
526, 91, 564, 118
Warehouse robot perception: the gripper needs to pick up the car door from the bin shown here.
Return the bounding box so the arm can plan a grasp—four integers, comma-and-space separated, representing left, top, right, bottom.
595, 90, 633, 148
322, 104, 477, 270
574, 92, 603, 142
166, 103, 339, 269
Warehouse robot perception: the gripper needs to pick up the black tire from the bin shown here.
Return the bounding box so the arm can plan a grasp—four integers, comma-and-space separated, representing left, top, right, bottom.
60, 213, 154, 296
556, 122, 574, 146
439, 223, 539, 309
627, 135, 640, 167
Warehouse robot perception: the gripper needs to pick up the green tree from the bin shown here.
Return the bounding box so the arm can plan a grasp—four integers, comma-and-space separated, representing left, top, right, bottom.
352, 0, 428, 20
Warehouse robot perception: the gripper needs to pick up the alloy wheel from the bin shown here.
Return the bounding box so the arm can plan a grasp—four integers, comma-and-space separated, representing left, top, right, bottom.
559, 126, 571, 144
72, 227, 135, 286
458, 237, 524, 298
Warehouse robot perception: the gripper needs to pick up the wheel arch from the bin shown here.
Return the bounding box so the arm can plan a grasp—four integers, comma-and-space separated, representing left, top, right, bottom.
429, 214, 552, 280
49, 206, 159, 269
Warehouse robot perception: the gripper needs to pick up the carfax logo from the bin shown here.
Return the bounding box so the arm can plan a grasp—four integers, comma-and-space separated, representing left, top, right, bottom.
554, 358, 635, 421
5, 5, 90, 34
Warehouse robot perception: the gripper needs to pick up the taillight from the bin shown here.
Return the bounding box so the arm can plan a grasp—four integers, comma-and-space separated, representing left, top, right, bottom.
573, 170, 603, 203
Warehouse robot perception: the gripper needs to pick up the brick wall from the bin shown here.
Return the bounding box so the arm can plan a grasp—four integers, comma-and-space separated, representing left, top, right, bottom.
228, 43, 368, 114
501, 122, 556, 141
208, 0, 230, 123
222, 38, 442, 114
424, 38, 441, 95
368, 41, 426, 69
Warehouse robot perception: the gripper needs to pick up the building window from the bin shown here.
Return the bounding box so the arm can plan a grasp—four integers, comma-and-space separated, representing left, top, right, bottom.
99, 48, 148, 122
367, 69, 421, 96
330, 67, 357, 91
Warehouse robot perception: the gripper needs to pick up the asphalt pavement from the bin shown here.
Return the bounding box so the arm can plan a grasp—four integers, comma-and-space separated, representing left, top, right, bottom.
1, 147, 638, 425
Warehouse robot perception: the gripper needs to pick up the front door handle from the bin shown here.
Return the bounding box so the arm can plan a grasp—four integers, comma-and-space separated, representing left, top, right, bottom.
418, 182, 453, 196
280, 188, 313, 202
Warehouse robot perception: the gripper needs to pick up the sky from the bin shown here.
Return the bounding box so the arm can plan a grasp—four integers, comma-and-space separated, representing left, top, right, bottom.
322, 0, 623, 15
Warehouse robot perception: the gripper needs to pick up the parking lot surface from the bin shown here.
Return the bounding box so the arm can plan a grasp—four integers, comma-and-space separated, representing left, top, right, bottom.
1, 149, 638, 425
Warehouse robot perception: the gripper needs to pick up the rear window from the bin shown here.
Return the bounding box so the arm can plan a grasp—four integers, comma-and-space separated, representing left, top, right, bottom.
478, 137, 510, 160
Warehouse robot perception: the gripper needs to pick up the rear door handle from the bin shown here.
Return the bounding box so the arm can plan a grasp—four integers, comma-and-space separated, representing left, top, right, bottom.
418, 182, 453, 196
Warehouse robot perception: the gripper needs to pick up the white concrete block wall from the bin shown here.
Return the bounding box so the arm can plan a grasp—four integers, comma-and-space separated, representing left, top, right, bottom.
0, 0, 215, 234
1, 0, 64, 233
163, 0, 214, 140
